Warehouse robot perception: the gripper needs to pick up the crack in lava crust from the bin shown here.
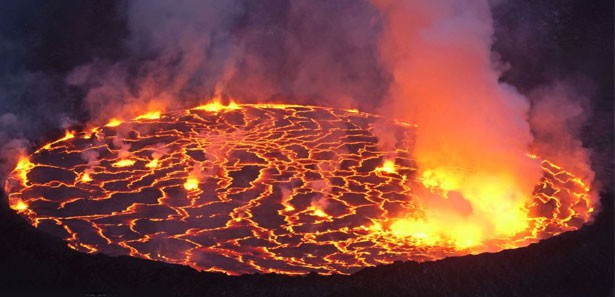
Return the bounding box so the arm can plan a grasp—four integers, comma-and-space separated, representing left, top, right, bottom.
5, 104, 593, 275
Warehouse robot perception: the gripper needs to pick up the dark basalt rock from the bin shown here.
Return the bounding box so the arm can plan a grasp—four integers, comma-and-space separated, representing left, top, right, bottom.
0, 190, 612, 297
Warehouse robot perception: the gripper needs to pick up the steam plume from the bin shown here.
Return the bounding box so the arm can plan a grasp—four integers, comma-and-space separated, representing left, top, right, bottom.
369, 0, 594, 245
67, 0, 385, 124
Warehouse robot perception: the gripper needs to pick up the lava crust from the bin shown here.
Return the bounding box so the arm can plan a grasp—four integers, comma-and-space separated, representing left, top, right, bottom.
5, 104, 593, 275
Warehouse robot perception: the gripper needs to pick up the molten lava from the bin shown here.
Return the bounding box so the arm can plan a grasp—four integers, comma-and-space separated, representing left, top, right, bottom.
4, 104, 593, 275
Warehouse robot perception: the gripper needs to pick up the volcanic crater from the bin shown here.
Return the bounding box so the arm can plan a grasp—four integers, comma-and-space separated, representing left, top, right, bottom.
5, 103, 593, 275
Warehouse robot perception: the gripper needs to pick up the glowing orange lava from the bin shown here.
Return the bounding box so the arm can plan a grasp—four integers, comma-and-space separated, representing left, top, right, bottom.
4, 104, 593, 275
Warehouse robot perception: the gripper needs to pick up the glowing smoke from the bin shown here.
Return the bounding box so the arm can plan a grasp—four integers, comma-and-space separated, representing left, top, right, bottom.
370, 0, 594, 245
528, 82, 597, 204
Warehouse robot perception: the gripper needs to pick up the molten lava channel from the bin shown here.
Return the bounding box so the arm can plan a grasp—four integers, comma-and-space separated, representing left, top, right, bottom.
5, 103, 593, 275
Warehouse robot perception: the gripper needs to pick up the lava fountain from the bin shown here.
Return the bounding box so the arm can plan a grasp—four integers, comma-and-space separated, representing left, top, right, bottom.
4, 102, 593, 275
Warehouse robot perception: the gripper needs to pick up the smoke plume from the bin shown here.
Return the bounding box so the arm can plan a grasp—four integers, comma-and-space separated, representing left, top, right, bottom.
66, 0, 386, 124
370, 0, 595, 245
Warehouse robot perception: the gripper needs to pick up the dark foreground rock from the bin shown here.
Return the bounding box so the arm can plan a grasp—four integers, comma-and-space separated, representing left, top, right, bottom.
0, 190, 612, 297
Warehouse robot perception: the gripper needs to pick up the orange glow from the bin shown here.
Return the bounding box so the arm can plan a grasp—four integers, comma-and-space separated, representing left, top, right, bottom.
313, 209, 327, 217
193, 99, 241, 112
414, 167, 531, 242
146, 158, 159, 169
375, 160, 397, 174
252, 103, 296, 109
183, 177, 199, 191
393, 119, 417, 127
60, 131, 75, 142
368, 222, 383, 232
81, 172, 93, 183
390, 217, 484, 249
83, 128, 99, 140
390, 218, 439, 245
135, 111, 161, 121
112, 159, 135, 168
308, 205, 329, 218
15, 157, 34, 183
11, 200, 28, 212
420, 168, 460, 192
105, 118, 123, 127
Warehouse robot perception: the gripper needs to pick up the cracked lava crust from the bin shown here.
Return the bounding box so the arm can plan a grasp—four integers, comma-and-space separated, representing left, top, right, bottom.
5, 103, 593, 275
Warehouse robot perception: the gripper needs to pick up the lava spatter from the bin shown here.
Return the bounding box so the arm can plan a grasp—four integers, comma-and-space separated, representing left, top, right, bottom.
4, 104, 593, 275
